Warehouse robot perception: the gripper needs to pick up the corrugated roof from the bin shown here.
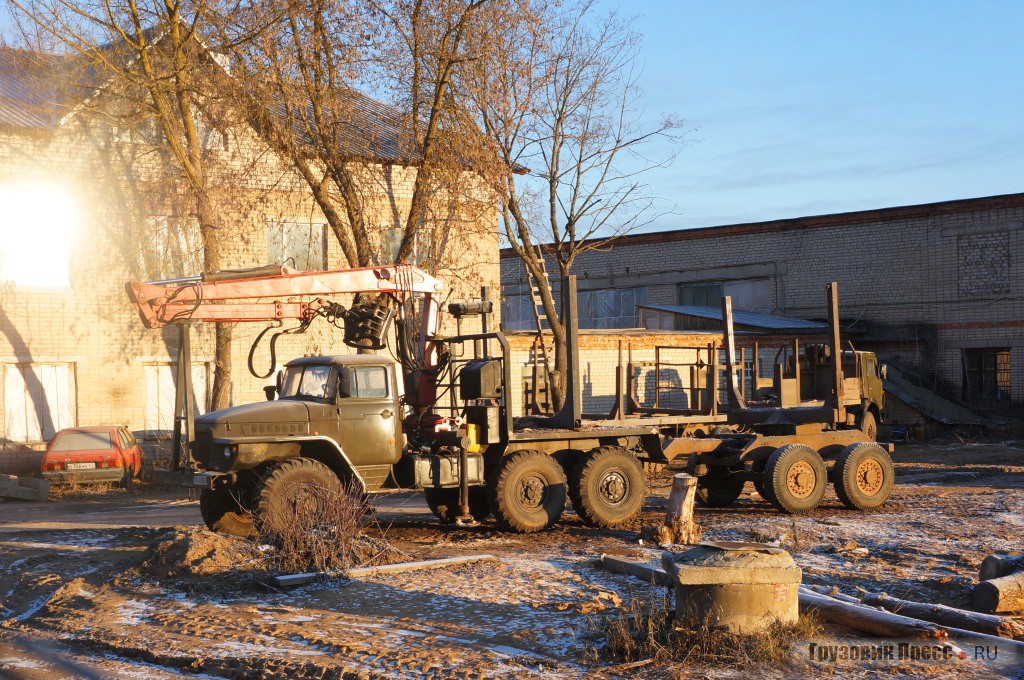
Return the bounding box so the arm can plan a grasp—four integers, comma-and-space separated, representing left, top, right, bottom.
640, 304, 828, 331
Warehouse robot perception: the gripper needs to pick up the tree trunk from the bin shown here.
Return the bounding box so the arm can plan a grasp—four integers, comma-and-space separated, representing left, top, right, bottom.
197, 195, 232, 410
861, 592, 1024, 639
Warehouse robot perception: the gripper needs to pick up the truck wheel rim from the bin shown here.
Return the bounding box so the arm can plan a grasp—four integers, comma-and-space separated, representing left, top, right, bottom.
787, 461, 816, 499
599, 468, 629, 506
856, 459, 884, 495
518, 475, 545, 509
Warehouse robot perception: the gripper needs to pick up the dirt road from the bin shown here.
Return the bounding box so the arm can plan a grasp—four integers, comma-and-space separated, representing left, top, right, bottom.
1, 439, 1022, 679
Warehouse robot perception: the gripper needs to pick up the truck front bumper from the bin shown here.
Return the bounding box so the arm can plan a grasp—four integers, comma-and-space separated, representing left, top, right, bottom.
152, 469, 224, 489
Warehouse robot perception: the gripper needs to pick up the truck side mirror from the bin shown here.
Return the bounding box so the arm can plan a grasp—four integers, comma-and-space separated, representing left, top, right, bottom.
263, 385, 277, 401
880, 364, 887, 380
275, 369, 284, 395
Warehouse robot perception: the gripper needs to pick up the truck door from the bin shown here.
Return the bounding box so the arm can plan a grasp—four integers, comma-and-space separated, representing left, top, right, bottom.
336, 365, 401, 466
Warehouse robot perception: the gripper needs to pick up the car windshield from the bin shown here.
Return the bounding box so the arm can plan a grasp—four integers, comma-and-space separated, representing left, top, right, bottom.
280, 364, 337, 401
50, 432, 113, 451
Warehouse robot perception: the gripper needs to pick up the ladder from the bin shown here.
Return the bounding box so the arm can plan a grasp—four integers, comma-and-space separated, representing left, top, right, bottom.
527, 250, 553, 414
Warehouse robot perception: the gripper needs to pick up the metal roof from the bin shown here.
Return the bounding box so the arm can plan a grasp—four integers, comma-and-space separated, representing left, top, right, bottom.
640, 304, 828, 331
0, 44, 418, 167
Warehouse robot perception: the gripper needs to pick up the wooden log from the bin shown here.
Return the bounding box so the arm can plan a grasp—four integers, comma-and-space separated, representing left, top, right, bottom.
862, 592, 1024, 639
798, 588, 947, 640
971, 571, 1024, 614
979, 554, 1024, 581
806, 585, 863, 604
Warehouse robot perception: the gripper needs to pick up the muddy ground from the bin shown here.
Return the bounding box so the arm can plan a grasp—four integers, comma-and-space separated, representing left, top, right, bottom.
0, 439, 1022, 679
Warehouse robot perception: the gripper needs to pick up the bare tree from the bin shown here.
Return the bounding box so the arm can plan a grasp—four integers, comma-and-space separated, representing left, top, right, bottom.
468, 0, 684, 409
7, 0, 240, 409
216, 0, 496, 273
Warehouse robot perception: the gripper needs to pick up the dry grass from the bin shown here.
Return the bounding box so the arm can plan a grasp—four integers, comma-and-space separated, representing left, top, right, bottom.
587, 590, 820, 669
258, 479, 404, 576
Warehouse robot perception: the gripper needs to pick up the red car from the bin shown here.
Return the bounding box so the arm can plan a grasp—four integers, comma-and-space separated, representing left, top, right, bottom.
41, 426, 144, 486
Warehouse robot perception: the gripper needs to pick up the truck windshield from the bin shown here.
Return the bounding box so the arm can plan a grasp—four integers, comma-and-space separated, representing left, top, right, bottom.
280, 365, 337, 402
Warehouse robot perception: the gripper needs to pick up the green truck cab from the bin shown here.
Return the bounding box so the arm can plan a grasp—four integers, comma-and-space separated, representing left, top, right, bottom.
192, 355, 405, 535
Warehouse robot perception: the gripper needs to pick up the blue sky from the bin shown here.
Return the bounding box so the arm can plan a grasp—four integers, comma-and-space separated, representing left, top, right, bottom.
625, 0, 1024, 229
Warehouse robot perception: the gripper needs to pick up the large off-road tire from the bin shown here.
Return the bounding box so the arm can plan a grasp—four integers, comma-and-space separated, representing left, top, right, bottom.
695, 465, 746, 508
752, 475, 775, 505
569, 446, 646, 529
833, 442, 895, 511
488, 450, 566, 533
255, 457, 343, 535
200, 486, 257, 538
423, 486, 491, 523
858, 410, 878, 442
763, 444, 828, 514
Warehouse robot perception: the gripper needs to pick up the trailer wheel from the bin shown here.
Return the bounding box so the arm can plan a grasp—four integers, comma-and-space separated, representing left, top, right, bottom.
423, 487, 491, 523
569, 446, 646, 529
488, 450, 566, 533
858, 411, 878, 441
834, 442, 894, 510
695, 466, 745, 507
255, 457, 343, 535
200, 486, 257, 538
764, 444, 827, 514
752, 476, 775, 505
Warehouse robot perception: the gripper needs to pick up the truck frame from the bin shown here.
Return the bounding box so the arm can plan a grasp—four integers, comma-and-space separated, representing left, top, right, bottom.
127, 267, 894, 536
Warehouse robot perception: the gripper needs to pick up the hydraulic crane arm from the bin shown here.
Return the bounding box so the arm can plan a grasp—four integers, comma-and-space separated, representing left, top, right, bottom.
126, 264, 444, 329
126, 263, 447, 408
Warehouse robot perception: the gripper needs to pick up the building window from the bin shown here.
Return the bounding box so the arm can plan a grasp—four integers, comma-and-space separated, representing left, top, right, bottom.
501, 294, 538, 331
379, 226, 434, 266
143, 363, 209, 434
3, 363, 76, 442
962, 348, 1011, 407
267, 220, 327, 271
678, 282, 724, 307
0, 183, 78, 290
578, 287, 647, 329
141, 216, 204, 280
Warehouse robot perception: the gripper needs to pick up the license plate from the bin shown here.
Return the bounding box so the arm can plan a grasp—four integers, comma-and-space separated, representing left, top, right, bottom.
65, 462, 96, 470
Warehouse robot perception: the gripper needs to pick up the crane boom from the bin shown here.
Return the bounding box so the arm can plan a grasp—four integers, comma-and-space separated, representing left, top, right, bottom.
126, 264, 444, 329
125, 263, 448, 409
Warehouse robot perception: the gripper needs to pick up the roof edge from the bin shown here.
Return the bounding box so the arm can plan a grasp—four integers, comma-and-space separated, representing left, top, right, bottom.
500, 191, 1024, 257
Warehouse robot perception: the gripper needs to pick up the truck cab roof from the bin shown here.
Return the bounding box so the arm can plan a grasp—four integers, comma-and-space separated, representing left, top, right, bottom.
284, 354, 397, 368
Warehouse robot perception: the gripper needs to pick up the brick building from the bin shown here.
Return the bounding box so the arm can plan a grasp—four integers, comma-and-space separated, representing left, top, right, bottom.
501, 193, 1024, 420
0, 46, 498, 460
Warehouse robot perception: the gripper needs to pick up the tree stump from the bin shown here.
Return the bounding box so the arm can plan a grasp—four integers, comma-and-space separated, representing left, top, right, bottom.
642, 473, 702, 545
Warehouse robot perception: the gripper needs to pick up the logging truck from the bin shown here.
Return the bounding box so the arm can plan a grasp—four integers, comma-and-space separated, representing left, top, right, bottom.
126, 266, 893, 536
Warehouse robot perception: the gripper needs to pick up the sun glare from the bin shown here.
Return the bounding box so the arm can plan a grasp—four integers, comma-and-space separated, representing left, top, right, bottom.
0, 182, 79, 290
